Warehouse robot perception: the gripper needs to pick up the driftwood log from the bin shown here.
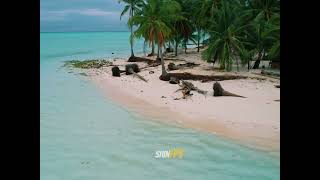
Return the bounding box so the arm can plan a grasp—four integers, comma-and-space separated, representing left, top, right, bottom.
213, 82, 246, 98
128, 56, 162, 68
163, 57, 186, 61
168, 62, 200, 71
147, 61, 161, 67
261, 70, 280, 77
175, 80, 207, 99
112, 66, 121, 77
160, 72, 247, 82
128, 56, 154, 63
252, 72, 280, 80
168, 63, 179, 70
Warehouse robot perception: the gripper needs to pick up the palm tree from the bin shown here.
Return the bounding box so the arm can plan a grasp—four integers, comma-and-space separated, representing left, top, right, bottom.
171, 19, 196, 55
119, 0, 144, 57
191, 0, 221, 52
202, 1, 247, 71
129, 0, 182, 78
245, 20, 274, 69
248, 0, 280, 21
266, 13, 280, 60
245, 0, 280, 68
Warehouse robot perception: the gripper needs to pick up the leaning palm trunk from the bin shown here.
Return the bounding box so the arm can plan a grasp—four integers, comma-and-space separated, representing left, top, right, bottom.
157, 45, 160, 59
159, 44, 167, 76
184, 40, 187, 53
197, 28, 200, 52
130, 7, 134, 57
253, 50, 263, 69
151, 41, 155, 55
175, 39, 178, 56
212, 52, 218, 68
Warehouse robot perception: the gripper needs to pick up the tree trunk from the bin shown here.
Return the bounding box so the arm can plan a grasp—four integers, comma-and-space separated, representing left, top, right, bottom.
130, 7, 134, 57
197, 28, 200, 52
212, 52, 218, 68
252, 50, 263, 69
159, 44, 167, 78
151, 40, 155, 55
184, 40, 187, 54
248, 60, 250, 71
175, 39, 178, 57
236, 57, 239, 72
220, 63, 225, 70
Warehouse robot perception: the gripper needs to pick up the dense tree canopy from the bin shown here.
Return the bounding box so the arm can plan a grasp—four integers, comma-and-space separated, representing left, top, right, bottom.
120, 0, 280, 71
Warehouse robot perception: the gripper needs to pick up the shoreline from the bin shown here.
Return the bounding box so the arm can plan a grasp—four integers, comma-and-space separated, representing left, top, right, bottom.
84, 48, 280, 155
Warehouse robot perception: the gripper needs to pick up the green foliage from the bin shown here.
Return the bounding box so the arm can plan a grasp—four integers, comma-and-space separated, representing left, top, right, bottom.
64, 59, 112, 69
119, 0, 280, 71
119, 0, 145, 56
202, 1, 247, 71
129, 0, 183, 46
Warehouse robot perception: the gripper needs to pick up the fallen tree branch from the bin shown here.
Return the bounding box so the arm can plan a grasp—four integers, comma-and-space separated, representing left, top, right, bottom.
160, 72, 248, 81
261, 70, 280, 77
251, 72, 280, 80
175, 80, 207, 99
163, 57, 186, 61
128, 56, 154, 63
168, 62, 200, 71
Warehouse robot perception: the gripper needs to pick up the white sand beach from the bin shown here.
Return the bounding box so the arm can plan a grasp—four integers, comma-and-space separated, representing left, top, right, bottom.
86, 48, 280, 154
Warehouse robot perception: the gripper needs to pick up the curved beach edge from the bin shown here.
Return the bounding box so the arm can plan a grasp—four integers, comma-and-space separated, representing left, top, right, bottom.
84, 51, 280, 156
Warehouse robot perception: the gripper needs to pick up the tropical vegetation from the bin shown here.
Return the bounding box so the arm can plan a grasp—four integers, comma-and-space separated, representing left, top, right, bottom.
119, 0, 280, 72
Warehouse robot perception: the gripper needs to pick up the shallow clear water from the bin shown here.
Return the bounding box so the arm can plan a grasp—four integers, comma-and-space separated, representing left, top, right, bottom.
40, 32, 279, 180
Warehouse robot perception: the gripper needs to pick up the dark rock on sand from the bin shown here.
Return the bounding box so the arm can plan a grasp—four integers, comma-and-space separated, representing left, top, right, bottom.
125, 64, 140, 75
112, 66, 121, 77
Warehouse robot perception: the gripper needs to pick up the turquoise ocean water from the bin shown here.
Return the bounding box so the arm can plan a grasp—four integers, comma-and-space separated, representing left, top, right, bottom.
40, 32, 279, 180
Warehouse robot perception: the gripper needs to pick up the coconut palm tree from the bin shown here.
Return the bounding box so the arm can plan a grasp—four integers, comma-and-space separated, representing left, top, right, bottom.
244, 20, 274, 69
129, 0, 182, 79
202, 1, 248, 71
266, 13, 280, 60
171, 19, 197, 55
245, 0, 279, 68
248, 0, 280, 21
191, 0, 222, 52
119, 0, 144, 57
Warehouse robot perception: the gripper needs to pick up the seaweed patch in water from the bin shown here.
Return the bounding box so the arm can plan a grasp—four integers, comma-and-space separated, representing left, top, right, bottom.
63, 59, 113, 69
